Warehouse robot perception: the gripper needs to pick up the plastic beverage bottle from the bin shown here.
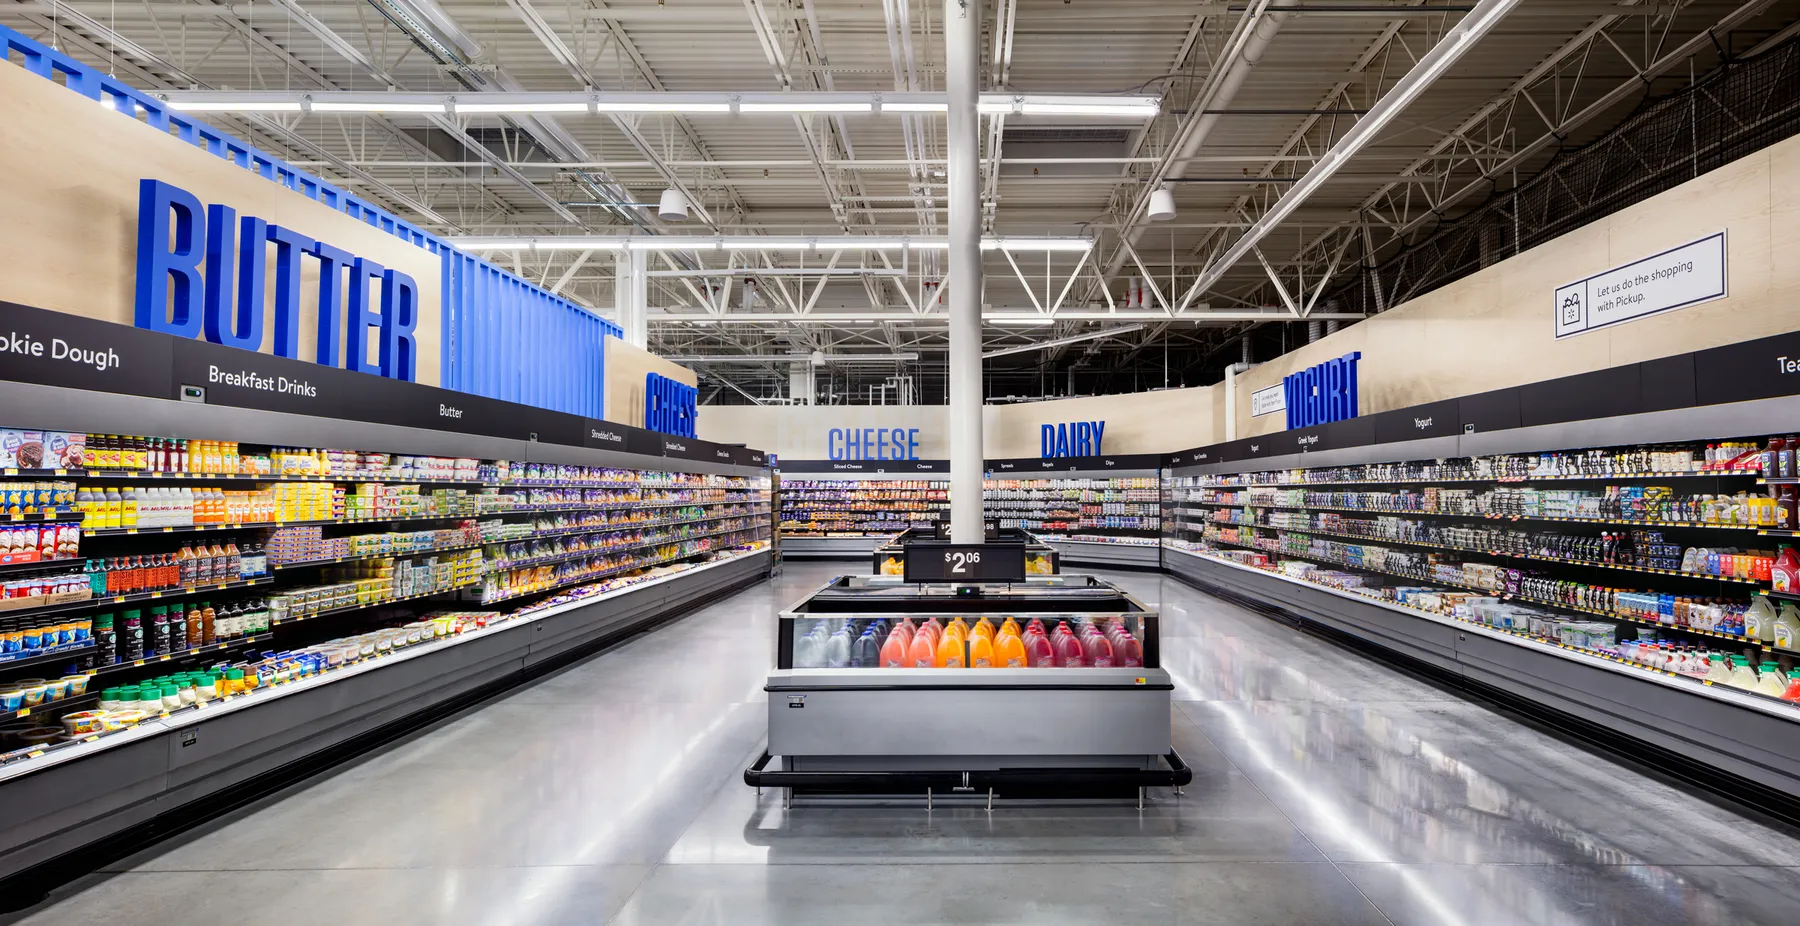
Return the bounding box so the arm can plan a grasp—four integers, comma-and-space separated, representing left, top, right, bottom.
1023, 629, 1056, 668
1703, 653, 1731, 683
103, 488, 122, 529
1114, 631, 1144, 668
824, 627, 852, 668
999, 617, 1020, 638
880, 628, 910, 668
946, 617, 970, 641
1755, 662, 1789, 696
850, 629, 881, 668
908, 630, 938, 668
1775, 602, 1800, 651
1054, 628, 1086, 668
967, 632, 995, 668
971, 617, 995, 643
1727, 656, 1760, 690
936, 628, 966, 668
1746, 595, 1779, 642
1083, 631, 1115, 668
1782, 670, 1800, 702
994, 627, 1027, 667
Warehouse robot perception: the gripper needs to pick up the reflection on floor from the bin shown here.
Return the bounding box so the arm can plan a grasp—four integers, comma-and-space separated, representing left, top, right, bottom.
7, 561, 1800, 926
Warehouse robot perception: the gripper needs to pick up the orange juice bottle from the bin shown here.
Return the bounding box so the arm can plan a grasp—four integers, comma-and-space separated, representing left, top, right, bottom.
936, 628, 965, 668
995, 626, 1027, 668
967, 632, 994, 668
971, 617, 995, 643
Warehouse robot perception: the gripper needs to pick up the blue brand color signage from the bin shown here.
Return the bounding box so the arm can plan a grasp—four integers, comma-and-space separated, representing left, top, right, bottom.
644, 372, 697, 438
135, 179, 421, 381
1285, 352, 1360, 430
829, 427, 921, 461
1041, 421, 1106, 458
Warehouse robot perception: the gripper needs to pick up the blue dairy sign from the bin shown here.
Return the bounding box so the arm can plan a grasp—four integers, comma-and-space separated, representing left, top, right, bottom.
1042, 421, 1106, 458
1284, 352, 1360, 430
829, 428, 921, 461
135, 179, 421, 381
645, 372, 698, 438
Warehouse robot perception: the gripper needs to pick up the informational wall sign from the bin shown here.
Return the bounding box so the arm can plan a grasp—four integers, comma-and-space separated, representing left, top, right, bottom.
828, 427, 921, 461
1554, 231, 1727, 338
1250, 384, 1286, 418
1284, 352, 1360, 430
1041, 421, 1105, 457
136, 179, 421, 381
644, 372, 698, 438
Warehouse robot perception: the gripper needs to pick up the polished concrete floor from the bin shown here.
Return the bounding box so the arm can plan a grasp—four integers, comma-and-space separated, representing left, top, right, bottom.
9, 561, 1800, 925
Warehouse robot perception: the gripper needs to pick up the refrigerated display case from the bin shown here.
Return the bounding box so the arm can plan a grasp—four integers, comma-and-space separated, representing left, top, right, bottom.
777, 474, 949, 558
0, 383, 772, 885
745, 573, 1189, 802
985, 469, 1163, 568
1164, 417, 1800, 801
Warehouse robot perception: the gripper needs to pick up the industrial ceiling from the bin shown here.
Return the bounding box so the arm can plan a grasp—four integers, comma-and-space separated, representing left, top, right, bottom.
5, 0, 1797, 403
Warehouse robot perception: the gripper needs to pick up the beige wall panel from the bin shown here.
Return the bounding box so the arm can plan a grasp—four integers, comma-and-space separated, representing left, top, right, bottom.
603, 339, 699, 427
699, 406, 949, 459
985, 389, 1216, 458
0, 63, 444, 385
1234, 133, 1800, 438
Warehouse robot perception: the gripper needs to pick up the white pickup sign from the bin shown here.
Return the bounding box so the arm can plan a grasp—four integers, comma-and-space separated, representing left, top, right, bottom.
1250, 384, 1286, 418
1554, 231, 1727, 338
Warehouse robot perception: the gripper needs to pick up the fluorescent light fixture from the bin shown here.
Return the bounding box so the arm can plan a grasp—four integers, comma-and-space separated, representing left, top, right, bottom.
165, 99, 304, 113
451, 238, 629, 251
311, 101, 448, 114
978, 94, 1160, 118
881, 102, 949, 113
714, 238, 817, 250
982, 238, 1094, 252
594, 101, 733, 113
908, 241, 950, 250
628, 238, 717, 251
983, 324, 1145, 358
739, 102, 873, 114
456, 101, 590, 114
986, 317, 1057, 327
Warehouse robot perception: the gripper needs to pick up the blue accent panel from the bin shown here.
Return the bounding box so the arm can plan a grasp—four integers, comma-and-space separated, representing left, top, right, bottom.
134, 179, 205, 338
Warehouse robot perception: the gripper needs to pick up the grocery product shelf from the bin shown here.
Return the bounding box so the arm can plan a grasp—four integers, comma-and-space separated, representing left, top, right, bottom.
0, 644, 97, 675
88, 633, 276, 680
1204, 470, 1759, 489
267, 583, 482, 627
1, 577, 275, 622
1181, 497, 1766, 531
1162, 546, 1800, 803
1207, 521, 1768, 585
0, 546, 772, 885
78, 498, 769, 538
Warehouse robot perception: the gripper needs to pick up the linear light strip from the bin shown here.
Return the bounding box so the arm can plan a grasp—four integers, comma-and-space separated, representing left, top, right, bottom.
158, 91, 1159, 118
449, 236, 1095, 253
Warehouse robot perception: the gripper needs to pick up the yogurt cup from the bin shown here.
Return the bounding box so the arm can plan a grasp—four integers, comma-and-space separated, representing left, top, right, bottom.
42, 679, 69, 701
21, 686, 47, 707
62, 675, 89, 697
0, 691, 22, 712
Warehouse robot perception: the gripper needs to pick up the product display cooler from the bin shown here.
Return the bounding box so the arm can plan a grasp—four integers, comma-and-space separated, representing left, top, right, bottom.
777, 472, 949, 558
1164, 398, 1800, 802
985, 468, 1163, 568
745, 570, 1189, 803
0, 381, 772, 884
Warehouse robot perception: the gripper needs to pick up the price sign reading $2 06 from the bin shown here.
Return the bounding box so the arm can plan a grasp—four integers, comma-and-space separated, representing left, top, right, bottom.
903, 544, 1025, 583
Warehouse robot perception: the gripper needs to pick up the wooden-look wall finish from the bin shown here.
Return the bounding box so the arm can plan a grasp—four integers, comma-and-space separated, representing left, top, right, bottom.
604, 338, 699, 429
0, 61, 445, 386
704, 131, 1799, 459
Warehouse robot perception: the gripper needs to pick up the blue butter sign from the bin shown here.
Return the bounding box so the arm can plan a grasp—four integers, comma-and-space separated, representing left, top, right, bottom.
1284, 352, 1360, 430
135, 179, 421, 381
645, 372, 697, 438
1041, 421, 1105, 458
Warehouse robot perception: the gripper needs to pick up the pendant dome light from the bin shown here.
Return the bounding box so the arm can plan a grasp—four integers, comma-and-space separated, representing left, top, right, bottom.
1147, 186, 1177, 222
658, 187, 690, 222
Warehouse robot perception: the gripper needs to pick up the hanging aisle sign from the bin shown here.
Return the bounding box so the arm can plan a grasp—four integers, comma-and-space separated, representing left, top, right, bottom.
1554, 231, 1727, 338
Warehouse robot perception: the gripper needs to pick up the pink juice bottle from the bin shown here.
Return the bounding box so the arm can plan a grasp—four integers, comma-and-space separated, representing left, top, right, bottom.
1053, 623, 1086, 667
1023, 629, 1056, 668
1083, 631, 1115, 668
908, 629, 938, 668
880, 629, 910, 668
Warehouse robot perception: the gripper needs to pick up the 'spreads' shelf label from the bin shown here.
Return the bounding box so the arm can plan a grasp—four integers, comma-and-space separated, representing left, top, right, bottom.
1554, 232, 1727, 339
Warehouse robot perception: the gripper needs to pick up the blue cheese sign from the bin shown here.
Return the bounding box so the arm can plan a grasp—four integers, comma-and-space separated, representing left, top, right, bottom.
1554, 232, 1727, 338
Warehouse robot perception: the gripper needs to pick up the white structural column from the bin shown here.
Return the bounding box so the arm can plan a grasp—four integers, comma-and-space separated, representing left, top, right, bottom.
945, 0, 985, 542
615, 250, 650, 348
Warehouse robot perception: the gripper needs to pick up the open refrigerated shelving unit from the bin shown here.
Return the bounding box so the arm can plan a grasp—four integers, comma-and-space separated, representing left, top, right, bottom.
0, 374, 773, 888
775, 460, 950, 559
985, 456, 1165, 569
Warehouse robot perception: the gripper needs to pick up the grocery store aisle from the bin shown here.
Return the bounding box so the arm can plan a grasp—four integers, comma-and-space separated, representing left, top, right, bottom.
9, 562, 1800, 926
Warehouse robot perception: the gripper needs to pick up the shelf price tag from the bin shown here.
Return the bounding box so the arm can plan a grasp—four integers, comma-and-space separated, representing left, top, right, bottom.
16, 708, 29, 718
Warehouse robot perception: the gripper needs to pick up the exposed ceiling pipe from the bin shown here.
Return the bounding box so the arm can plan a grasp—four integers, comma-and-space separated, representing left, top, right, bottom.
1103, 0, 1301, 282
